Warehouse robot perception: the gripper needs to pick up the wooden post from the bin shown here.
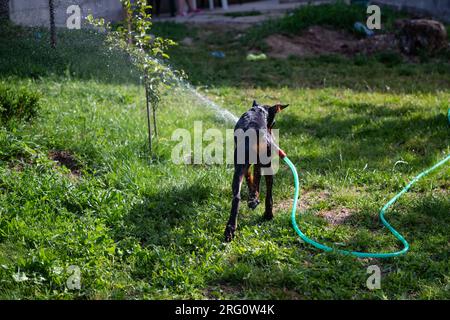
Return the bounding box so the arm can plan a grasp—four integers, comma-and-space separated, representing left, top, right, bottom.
48, 0, 56, 48
126, 7, 132, 45
145, 80, 153, 157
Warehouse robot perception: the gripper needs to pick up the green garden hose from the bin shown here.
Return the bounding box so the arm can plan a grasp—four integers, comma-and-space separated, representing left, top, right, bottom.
283, 152, 450, 259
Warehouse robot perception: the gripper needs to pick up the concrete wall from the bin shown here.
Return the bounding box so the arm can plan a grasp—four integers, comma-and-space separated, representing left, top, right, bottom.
8, 0, 450, 27
279, 0, 333, 4
372, 0, 450, 23
9, 0, 124, 27
278, 0, 450, 23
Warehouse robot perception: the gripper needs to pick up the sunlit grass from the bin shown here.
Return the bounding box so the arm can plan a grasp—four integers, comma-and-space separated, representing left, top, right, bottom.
0, 19, 449, 299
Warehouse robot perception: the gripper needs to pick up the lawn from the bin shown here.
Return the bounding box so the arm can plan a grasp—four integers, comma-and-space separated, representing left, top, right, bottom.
0, 4, 449, 299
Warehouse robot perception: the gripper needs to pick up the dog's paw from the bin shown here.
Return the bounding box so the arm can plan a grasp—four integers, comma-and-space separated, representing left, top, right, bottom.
247, 198, 260, 210
224, 224, 236, 242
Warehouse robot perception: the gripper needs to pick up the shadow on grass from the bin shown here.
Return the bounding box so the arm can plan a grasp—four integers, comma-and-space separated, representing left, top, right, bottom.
165, 42, 450, 93
2, 21, 450, 95
123, 182, 212, 247
285, 183, 449, 259
279, 102, 449, 171
207, 192, 449, 299
0, 24, 140, 85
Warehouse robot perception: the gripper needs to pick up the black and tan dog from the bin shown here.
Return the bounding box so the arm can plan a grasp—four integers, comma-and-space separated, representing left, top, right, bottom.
224, 100, 288, 242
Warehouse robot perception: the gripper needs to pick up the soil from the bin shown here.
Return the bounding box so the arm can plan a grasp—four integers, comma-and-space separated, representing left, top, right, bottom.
265, 26, 399, 58
204, 284, 244, 299
204, 284, 302, 299
48, 150, 81, 177
275, 189, 331, 213
318, 207, 353, 225
275, 189, 354, 226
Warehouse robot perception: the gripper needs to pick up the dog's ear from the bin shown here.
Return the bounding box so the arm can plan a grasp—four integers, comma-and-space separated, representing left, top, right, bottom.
271, 104, 289, 113
252, 100, 258, 107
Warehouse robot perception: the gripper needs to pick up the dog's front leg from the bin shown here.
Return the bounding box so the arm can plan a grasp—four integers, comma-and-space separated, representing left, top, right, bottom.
264, 174, 274, 220
224, 164, 248, 242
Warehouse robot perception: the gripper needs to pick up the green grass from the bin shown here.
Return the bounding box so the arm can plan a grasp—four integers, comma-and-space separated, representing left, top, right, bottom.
0, 14, 449, 300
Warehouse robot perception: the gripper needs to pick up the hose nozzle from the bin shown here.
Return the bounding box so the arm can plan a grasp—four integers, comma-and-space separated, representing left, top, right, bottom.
278, 149, 287, 159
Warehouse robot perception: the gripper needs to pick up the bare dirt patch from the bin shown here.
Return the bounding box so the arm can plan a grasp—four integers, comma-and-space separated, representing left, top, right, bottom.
275, 190, 331, 212
278, 287, 303, 300
318, 207, 353, 226
204, 284, 244, 299
204, 284, 302, 299
275, 189, 354, 225
438, 184, 449, 195
8, 157, 28, 172
265, 26, 398, 58
48, 150, 81, 177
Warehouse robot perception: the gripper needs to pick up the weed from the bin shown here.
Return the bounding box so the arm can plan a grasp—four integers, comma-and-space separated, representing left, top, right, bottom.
0, 84, 40, 123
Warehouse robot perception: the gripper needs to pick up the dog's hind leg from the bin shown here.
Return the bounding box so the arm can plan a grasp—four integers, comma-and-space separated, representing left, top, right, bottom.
264, 173, 274, 220
224, 164, 248, 242
246, 164, 261, 210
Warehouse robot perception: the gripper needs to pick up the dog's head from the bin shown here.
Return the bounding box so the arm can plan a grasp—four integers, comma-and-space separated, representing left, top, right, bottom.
252, 100, 289, 129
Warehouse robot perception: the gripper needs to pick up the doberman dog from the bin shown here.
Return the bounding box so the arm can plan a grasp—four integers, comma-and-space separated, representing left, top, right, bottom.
224, 100, 288, 242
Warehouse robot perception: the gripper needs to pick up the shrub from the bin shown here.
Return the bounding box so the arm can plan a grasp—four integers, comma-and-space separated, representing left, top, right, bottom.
0, 84, 40, 123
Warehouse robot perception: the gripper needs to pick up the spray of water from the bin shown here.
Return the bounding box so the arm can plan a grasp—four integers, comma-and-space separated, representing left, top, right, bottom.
183, 83, 239, 125
146, 56, 239, 125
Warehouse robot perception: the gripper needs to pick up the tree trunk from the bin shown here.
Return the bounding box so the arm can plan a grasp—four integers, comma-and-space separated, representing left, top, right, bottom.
152, 102, 158, 137
48, 0, 56, 48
